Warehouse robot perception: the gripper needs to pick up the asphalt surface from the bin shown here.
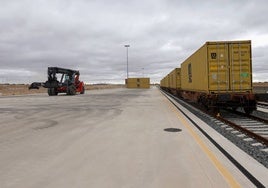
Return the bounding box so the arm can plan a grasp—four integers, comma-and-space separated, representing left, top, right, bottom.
0, 87, 266, 187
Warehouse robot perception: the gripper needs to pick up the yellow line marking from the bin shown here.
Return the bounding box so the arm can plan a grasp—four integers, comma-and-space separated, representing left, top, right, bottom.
164, 97, 241, 188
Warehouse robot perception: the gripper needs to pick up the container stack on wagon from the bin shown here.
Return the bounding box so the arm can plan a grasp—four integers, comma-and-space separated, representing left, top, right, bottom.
160, 40, 257, 114
160, 75, 169, 90
160, 68, 181, 96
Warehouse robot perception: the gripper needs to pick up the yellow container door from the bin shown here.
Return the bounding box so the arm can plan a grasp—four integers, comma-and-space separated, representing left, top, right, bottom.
229, 43, 252, 91
208, 41, 252, 92
208, 43, 229, 92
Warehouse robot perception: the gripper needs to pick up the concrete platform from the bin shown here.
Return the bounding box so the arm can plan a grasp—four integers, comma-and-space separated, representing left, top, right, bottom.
0, 87, 266, 187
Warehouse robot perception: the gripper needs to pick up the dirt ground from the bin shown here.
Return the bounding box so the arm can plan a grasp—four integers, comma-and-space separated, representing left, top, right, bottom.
0, 84, 125, 96
253, 82, 268, 93
253, 82, 268, 87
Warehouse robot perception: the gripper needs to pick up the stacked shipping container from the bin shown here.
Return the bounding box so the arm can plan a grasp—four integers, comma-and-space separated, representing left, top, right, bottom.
160, 68, 181, 95
181, 41, 253, 93
126, 78, 150, 89
160, 40, 256, 114
169, 68, 181, 90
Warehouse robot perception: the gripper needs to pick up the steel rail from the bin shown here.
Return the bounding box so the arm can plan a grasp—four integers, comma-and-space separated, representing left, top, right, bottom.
216, 116, 268, 146
257, 102, 268, 109
229, 109, 268, 124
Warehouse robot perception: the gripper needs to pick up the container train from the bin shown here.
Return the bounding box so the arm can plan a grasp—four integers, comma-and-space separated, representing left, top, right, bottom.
160, 40, 257, 114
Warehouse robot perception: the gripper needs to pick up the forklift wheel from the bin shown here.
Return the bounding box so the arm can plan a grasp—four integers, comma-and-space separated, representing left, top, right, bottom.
67, 85, 76, 95
80, 86, 85, 94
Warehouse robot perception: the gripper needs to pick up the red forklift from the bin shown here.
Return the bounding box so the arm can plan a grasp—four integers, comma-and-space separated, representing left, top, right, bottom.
29, 67, 85, 96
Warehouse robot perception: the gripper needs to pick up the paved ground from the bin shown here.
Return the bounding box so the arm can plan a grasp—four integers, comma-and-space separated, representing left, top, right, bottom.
0, 87, 266, 187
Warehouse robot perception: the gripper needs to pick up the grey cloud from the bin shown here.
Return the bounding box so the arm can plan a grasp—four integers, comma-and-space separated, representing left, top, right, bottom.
0, 0, 267, 83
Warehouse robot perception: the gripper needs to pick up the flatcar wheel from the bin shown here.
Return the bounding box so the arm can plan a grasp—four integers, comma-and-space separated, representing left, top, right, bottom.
232, 107, 238, 111
203, 105, 209, 111
244, 107, 253, 114
212, 107, 219, 114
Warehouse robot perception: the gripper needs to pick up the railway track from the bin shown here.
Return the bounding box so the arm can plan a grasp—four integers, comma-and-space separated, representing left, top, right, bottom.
161, 88, 268, 167
218, 110, 268, 146
258, 102, 268, 109
162, 89, 268, 146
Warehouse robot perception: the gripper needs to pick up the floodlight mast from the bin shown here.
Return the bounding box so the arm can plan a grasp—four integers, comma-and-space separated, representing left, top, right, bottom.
124, 44, 130, 78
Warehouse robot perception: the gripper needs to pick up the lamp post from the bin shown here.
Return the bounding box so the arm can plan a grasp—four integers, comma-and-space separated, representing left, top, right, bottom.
124, 44, 130, 78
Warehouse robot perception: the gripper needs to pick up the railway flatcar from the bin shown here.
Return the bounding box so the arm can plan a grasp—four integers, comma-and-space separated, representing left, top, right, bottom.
160, 68, 181, 96
161, 40, 257, 114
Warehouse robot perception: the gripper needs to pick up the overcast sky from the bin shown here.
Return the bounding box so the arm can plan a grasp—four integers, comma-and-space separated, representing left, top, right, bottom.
0, 0, 267, 84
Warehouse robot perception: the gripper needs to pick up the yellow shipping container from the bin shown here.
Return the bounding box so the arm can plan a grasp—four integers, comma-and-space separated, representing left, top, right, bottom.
160, 75, 169, 88
169, 68, 181, 89
181, 40, 253, 93
126, 78, 150, 89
